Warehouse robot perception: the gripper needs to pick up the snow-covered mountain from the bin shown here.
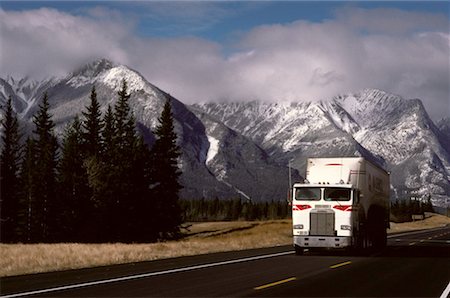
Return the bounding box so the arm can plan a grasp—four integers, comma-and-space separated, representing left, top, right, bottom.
0, 59, 291, 201
193, 90, 450, 207
2, 59, 449, 207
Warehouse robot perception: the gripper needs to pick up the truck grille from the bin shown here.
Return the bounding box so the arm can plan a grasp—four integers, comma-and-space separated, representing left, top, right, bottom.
310, 211, 335, 236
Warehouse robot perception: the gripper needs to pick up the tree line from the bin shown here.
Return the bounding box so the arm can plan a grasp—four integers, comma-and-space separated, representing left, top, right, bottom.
0, 80, 182, 243
180, 198, 290, 222
390, 196, 434, 223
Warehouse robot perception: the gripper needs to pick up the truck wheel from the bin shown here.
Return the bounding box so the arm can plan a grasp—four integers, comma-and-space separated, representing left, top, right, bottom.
295, 245, 304, 255
353, 228, 368, 256
372, 222, 387, 250
376, 224, 387, 249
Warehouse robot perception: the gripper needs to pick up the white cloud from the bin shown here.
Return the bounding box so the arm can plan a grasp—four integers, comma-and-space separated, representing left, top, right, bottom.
0, 8, 131, 78
0, 7, 448, 120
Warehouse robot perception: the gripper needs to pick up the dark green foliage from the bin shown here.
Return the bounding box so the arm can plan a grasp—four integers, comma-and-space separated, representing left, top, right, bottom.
109, 80, 139, 241
390, 195, 435, 223
83, 155, 113, 242
31, 93, 59, 242
151, 98, 183, 239
86, 80, 158, 243
0, 97, 22, 242
58, 117, 90, 241
102, 105, 115, 161
78, 87, 105, 241
17, 138, 37, 242
181, 199, 290, 222
2, 80, 185, 243
422, 195, 434, 213
82, 86, 103, 157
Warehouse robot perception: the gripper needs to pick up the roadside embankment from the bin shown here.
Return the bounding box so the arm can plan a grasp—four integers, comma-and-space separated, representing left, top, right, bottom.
2, 214, 449, 277
0, 220, 291, 277
388, 213, 450, 234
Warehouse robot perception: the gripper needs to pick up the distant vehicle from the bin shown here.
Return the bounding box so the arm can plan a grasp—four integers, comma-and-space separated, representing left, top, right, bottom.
292, 157, 390, 254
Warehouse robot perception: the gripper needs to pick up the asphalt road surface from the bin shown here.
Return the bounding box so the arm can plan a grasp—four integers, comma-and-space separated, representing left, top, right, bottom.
1, 226, 449, 298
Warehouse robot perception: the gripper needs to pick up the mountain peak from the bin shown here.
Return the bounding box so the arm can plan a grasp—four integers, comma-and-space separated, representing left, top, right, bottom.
68, 58, 115, 80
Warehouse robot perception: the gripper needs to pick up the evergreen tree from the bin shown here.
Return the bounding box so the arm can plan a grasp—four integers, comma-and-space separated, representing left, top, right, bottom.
423, 195, 434, 213
58, 117, 89, 241
0, 97, 22, 242
84, 104, 116, 241
111, 80, 152, 242
32, 93, 59, 242
17, 138, 37, 242
151, 98, 182, 239
102, 105, 115, 162
82, 86, 103, 157
83, 154, 111, 242
108, 80, 135, 241
87, 80, 153, 242
130, 136, 157, 242
77, 86, 104, 241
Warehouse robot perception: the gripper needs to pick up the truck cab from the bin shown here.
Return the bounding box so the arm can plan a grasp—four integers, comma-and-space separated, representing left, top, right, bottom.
292, 157, 389, 255
292, 183, 358, 253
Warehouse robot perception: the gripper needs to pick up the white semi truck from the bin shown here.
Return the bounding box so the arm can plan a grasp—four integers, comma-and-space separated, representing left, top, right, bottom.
292, 157, 390, 254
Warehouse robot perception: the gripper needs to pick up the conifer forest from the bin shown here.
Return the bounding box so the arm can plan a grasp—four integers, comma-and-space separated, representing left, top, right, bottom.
0, 79, 292, 244
0, 80, 183, 243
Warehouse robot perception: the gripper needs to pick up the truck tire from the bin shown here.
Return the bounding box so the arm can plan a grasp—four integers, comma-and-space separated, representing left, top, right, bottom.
367, 207, 387, 251
294, 245, 304, 255
371, 219, 387, 250
375, 223, 387, 249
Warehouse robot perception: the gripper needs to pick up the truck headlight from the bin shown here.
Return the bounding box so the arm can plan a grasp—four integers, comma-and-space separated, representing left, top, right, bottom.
340, 225, 351, 230
293, 224, 304, 229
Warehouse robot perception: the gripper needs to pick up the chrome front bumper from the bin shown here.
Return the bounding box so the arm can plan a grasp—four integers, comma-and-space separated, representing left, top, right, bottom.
294, 235, 351, 248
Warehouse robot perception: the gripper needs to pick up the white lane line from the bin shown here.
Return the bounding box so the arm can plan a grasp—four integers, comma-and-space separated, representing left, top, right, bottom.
1, 251, 294, 298
388, 227, 449, 239
440, 281, 450, 298
389, 239, 450, 244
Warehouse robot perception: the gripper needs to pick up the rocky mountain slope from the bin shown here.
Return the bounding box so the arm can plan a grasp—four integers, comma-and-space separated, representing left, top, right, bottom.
193, 90, 450, 207
1, 59, 449, 207
0, 59, 290, 201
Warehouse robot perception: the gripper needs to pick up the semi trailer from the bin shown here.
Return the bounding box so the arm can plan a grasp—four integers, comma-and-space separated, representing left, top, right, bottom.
292, 157, 390, 254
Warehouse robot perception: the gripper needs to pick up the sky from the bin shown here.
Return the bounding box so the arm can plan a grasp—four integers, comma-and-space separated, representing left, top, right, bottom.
1, 1, 449, 120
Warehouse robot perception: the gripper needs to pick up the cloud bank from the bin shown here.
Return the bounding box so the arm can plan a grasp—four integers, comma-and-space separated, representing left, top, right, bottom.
0, 7, 448, 119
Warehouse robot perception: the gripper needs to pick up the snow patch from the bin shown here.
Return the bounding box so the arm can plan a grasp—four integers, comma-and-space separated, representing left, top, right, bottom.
206, 135, 220, 164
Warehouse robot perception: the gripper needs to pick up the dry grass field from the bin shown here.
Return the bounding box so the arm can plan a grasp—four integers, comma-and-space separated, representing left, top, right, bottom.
1, 214, 449, 277
0, 220, 291, 277
387, 212, 450, 233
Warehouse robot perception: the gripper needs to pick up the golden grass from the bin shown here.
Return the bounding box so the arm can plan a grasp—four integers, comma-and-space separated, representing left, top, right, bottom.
2, 215, 448, 277
388, 213, 450, 234
0, 220, 292, 277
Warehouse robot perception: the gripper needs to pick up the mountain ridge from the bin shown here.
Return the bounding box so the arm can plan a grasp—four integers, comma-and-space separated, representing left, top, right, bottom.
1, 59, 449, 207
0, 59, 292, 202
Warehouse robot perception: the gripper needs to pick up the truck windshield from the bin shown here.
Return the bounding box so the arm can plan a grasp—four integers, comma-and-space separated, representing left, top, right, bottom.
324, 188, 351, 201
295, 188, 321, 201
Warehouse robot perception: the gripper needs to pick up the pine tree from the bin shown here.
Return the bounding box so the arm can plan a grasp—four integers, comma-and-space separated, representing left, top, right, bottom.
82, 86, 103, 157
87, 80, 147, 242
17, 138, 37, 242
58, 117, 89, 241
130, 136, 157, 242
77, 86, 105, 241
151, 98, 182, 239
102, 105, 115, 162
84, 104, 116, 241
111, 79, 149, 242
0, 97, 22, 242
107, 80, 134, 241
32, 93, 59, 242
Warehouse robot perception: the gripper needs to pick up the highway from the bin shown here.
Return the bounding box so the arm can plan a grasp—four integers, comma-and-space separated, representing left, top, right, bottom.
1, 226, 449, 297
